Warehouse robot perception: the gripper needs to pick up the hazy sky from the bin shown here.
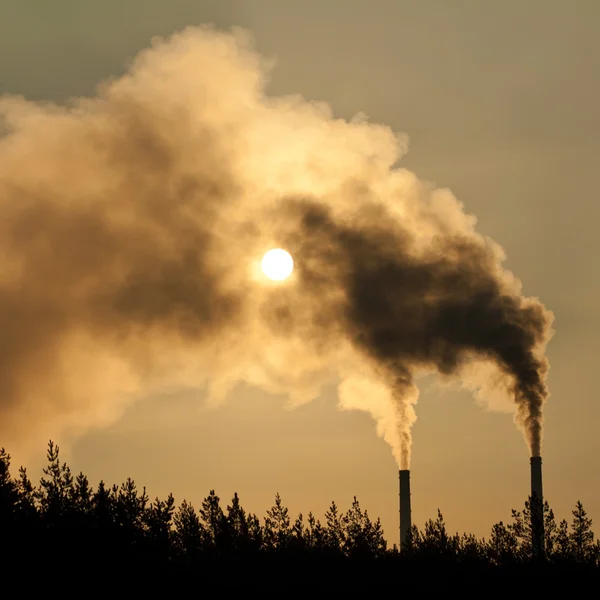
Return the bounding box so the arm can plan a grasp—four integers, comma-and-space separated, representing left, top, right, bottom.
1, 0, 599, 543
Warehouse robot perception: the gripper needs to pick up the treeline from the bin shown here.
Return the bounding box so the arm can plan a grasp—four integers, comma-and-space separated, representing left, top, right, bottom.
1, 442, 598, 588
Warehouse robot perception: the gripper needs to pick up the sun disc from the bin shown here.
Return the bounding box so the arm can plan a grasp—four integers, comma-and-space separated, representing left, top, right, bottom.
261, 248, 294, 281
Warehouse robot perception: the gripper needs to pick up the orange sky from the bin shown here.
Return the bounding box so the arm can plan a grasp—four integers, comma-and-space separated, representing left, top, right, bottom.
1, 0, 598, 544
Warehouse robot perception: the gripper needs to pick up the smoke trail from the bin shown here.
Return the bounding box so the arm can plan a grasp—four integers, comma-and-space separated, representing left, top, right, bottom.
0, 26, 553, 463
278, 198, 552, 461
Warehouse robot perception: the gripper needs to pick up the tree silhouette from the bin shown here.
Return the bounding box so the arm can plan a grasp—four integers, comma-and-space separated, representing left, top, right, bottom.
93, 480, 116, 529
456, 533, 484, 566
16, 466, 37, 522
200, 489, 228, 554
227, 492, 260, 555
543, 503, 558, 557
1, 439, 599, 586
304, 511, 327, 552
247, 511, 264, 551
553, 518, 571, 562
570, 501, 594, 564
487, 521, 519, 567
291, 512, 307, 553
0, 449, 19, 525
420, 510, 455, 559
324, 500, 345, 553
264, 493, 292, 552
145, 493, 175, 561
173, 499, 204, 560
342, 496, 386, 559
73, 472, 94, 517
508, 498, 554, 560
37, 441, 75, 524
114, 476, 148, 561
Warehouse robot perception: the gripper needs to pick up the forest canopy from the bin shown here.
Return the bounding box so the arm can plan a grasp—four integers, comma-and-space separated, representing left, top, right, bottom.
0, 442, 597, 588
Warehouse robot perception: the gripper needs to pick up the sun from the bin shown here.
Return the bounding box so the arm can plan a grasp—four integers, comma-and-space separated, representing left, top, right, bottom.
261, 248, 294, 281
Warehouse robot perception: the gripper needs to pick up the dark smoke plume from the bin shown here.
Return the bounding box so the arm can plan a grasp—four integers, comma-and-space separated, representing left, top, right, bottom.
279, 200, 551, 463
0, 26, 553, 465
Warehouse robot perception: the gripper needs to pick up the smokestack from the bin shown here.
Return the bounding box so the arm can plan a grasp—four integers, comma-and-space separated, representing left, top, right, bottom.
530, 456, 544, 557
399, 469, 412, 550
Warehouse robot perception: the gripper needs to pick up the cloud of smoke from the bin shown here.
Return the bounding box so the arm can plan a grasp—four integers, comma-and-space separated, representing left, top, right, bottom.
0, 26, 553, 464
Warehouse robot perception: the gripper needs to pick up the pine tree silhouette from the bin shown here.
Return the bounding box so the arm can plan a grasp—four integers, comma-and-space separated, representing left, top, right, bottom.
0, 449, 19, 525
200, 490, 228, 554
487, 521, 519, 567
570, 501, 594, 564
264, 493, 292, 552
1, 440, 599, 587
324, 500, 345, 553
173, 499, 205, 561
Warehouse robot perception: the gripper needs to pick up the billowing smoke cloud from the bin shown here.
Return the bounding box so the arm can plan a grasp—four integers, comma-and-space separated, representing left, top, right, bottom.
0, 26, 553, 465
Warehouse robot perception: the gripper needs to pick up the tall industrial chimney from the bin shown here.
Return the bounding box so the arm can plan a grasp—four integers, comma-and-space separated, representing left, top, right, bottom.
399, 469, 412, 550
530, 456, 544, 557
